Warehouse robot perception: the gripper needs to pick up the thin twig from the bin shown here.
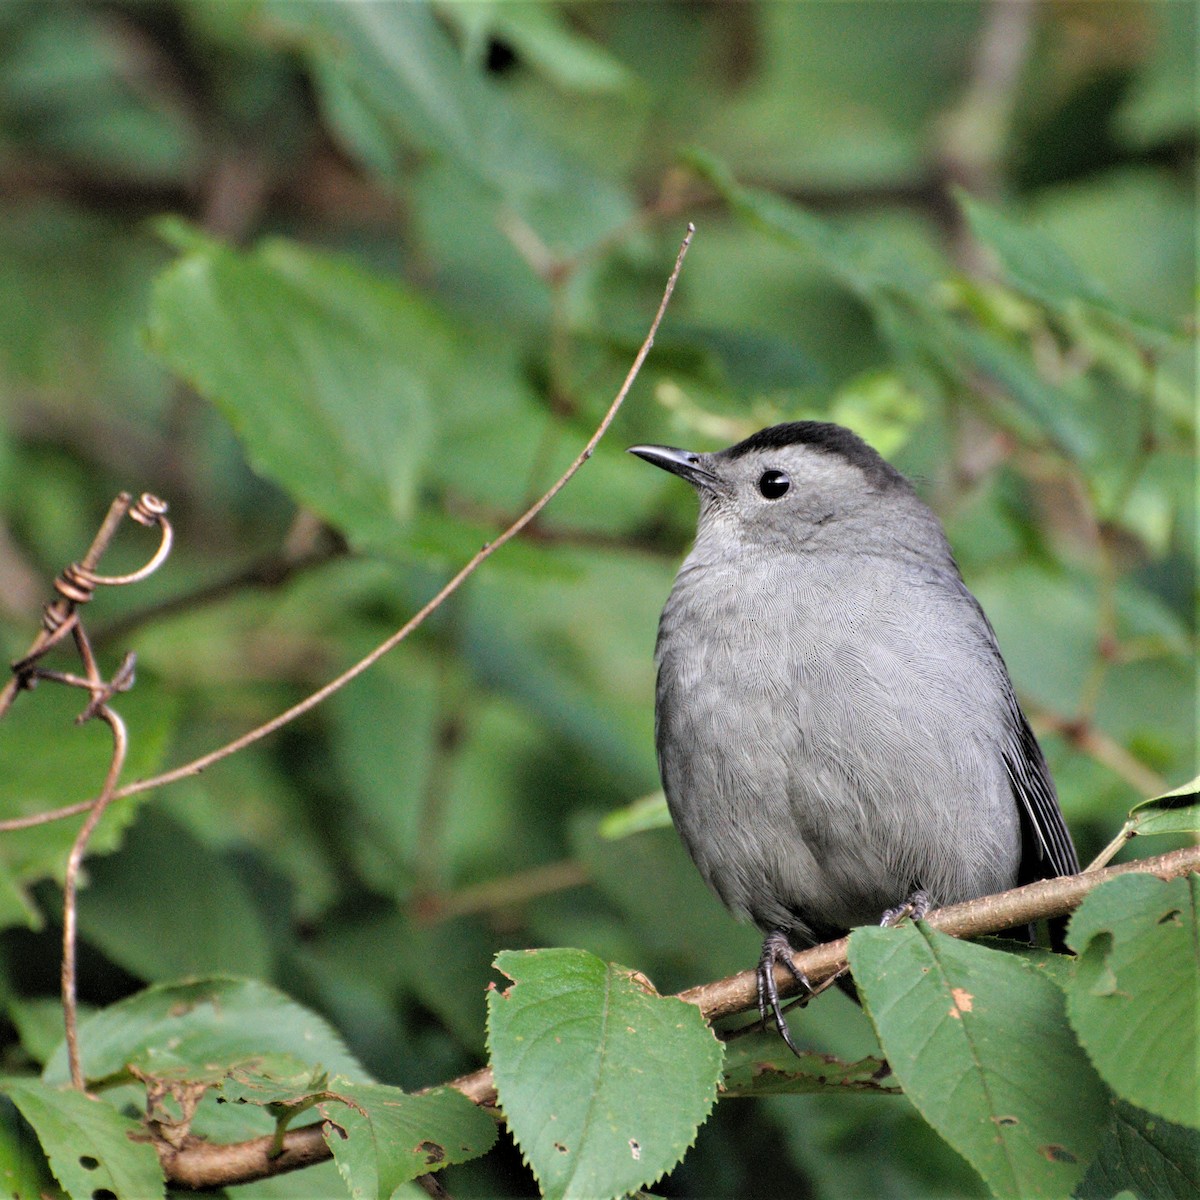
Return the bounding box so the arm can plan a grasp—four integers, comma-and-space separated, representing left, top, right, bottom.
53, 224, 695, 816
61, 705, 128, 1090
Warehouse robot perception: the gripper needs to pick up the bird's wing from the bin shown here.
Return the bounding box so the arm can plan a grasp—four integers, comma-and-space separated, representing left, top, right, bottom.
947, 570, 1080, 883
1003, 696, 1079, 882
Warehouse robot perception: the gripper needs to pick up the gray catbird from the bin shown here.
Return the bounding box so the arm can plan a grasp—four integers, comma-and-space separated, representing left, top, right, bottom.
629, 421, 1078, 1051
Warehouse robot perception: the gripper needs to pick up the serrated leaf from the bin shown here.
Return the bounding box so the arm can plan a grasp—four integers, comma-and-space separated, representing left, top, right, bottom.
487, 947, 722, 1200
850, 924, 1107, 1198
319, 1080, 497, 1197
1065, 874, 1199, 1129
43, 977, 365, 1087
720, 1032, 896, 1098
147, 234, 449, 551
1, 1078, 163, 1200
1076, 1099, 1200, 1200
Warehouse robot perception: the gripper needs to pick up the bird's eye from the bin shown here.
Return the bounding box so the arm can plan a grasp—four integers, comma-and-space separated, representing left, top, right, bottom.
758, 469, 790, 499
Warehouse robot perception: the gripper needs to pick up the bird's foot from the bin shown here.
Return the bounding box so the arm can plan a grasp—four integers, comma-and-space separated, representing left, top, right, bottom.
756, 930, 810, 1058
880, 888, 931, 928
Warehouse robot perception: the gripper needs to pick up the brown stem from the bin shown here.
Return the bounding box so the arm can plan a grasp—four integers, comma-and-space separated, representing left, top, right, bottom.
61, 706, 128, 1090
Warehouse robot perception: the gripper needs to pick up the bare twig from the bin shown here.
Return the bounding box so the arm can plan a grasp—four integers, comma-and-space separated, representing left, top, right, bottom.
61, 706, 128, 1090
44, 224, 694, 818
156, 844, 1200, 1187
0, 494, 173, 1085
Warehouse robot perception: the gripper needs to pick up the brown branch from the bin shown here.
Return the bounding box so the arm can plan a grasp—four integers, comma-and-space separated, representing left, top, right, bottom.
158, 1122, 331, 1189
158, 844, 1200, 1187
449, 845, 1200, 1105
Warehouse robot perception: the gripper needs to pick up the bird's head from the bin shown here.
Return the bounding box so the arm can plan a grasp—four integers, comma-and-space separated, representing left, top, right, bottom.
629, 421, 924, 556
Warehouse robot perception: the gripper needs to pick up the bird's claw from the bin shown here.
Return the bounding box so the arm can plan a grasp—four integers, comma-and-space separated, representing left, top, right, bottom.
880, 888, 931, 928
756, 930, 810, 1058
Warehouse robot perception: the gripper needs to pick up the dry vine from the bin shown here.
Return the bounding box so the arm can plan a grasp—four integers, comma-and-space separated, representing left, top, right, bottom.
0, 492, 173, 1088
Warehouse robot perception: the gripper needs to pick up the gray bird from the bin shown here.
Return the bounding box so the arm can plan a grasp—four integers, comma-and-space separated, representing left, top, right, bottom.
629, 421, 1078, 1051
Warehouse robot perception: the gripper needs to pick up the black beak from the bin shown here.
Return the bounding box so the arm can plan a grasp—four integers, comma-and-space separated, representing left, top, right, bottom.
627, 444, 720, 491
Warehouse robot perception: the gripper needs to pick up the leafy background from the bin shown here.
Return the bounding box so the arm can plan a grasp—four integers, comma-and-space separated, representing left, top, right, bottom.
0, 2, 1194, 1197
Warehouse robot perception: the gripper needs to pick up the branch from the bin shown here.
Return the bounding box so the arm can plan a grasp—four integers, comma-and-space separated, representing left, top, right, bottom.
158, 844, 1200, 1187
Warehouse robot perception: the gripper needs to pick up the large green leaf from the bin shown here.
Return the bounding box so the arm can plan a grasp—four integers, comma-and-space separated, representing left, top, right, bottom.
270, 0, 631, 246
487, 947, 722, 1200
320, 1081, 497, 1197
147, 233, 450, 550
43, 976, 364, 1087
1, 1078, 163, 1200
1076, 1098, 1200, 1200
1065, 874, 1199, 1130
958, 192, 1176, 339
850, 924, 1107, 1198
73, 808, 272, 981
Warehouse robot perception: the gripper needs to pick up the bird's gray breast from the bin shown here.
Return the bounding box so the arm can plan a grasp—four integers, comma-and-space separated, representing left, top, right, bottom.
654, 546, 1022, 943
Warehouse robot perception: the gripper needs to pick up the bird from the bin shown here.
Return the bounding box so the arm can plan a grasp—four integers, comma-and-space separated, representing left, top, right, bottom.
628, 421, 1078, 1053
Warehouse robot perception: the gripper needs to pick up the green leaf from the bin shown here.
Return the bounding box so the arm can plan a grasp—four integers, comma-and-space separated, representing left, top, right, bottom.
686, 147, 921, 300
271, 0, 631, 245
440, 1, 637, 96
1, 1078, 163, 1200
487, 947, 723, 1200
320, 1080, 497, 1196
850, 924, 1107, 1198
1065, 874, 1199, 1129
958, 192, 1174, 339
1125, 777, 1200, 839
43, 976, 365, 1087
147, 234, 450, 551
720, 1033, 896, 1098
0, 1094, 59, 1198
597, 793, 672, 840
1076, 1099, 1200, 1200
74, 808, 272, 981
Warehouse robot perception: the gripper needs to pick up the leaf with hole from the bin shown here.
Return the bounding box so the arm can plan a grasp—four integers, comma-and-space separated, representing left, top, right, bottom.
1, 1078, 163, 1200
1065, 873, 1199, 1129
319, 1080, 498, 1197
850, 923, 1107, 1197
488, 947, 722, 1200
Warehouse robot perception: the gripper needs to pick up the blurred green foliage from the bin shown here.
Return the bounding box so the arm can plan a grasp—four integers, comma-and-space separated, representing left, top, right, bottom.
0, 1, 1194, 1196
